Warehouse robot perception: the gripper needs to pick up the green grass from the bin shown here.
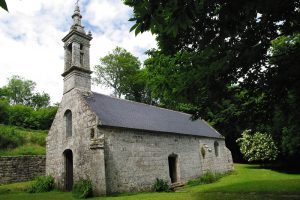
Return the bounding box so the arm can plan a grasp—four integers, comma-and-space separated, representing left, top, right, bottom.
0, 144, 45, 156
0, 124, 47, 156
0, 164, 299, 200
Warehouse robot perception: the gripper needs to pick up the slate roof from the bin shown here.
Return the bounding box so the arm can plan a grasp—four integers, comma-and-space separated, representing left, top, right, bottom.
85, 92, 223, 138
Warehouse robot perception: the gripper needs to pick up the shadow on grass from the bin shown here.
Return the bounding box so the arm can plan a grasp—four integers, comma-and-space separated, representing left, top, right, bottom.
240, 163, 300, 174
200, 179, 300, 194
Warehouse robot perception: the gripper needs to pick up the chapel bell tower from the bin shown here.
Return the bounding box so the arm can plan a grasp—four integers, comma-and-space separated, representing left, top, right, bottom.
62, 4, 92, 94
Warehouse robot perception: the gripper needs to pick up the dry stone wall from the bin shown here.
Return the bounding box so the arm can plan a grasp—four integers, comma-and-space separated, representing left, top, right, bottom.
0, 156, 45, 184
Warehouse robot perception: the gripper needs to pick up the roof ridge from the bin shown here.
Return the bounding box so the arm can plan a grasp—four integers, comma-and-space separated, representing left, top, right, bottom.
91, 91, 193, 118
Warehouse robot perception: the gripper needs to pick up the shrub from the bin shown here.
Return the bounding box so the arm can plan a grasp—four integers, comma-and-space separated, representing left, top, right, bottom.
8, 104, 33, 128
0, 99, 9, 124
72, 178, 93, 199
188, 171, 222, 186
236, 129, 279, 162
153, 178, 170, 192
28, 176, 54, 193
0, 126, 25, 148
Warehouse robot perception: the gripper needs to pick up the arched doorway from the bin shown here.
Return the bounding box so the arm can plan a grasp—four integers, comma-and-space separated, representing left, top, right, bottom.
168, 154, 178, 183
63, 149, 73, 191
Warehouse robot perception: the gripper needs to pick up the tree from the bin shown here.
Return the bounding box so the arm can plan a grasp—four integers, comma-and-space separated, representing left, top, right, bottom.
1, 75, 50, 109
237, 130, 279, 162
125, 0, 300, 162
93, 47, 149, 102
267, 34, 300, 161
0, 0, 8, 11
30, 92, 50, 109
4, 75, 36, 105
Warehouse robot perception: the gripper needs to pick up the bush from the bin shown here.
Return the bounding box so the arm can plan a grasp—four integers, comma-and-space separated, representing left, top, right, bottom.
0, 126, 25, 148
72, 178, 93, 199
8, 104, 33, 128
153, 178, 170, 192
28, 176, 54, 193
188, 171, 222, 186
0, 99, 9, 124
236, 129, 279, 162
6, 103, 57, 130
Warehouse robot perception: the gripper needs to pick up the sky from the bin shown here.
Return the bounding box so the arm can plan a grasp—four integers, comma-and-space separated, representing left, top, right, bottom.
0, 0, 157, 104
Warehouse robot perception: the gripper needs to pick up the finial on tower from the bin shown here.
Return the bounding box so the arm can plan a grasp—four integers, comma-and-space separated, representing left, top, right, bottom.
71, 0, 84, 32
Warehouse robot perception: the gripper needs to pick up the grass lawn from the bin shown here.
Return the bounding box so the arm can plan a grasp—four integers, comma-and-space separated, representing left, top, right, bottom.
0, 164, 300, 200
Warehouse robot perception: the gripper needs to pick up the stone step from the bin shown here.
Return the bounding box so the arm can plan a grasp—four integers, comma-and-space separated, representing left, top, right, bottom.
171, 182, 185, 190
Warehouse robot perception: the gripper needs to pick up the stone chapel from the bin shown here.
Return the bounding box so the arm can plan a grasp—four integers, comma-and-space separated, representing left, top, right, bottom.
46, 4, 233, 196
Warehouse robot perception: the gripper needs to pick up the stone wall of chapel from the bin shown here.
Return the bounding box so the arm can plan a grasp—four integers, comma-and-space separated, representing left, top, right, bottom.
46, 89, 106, 195
102, 128, 233, 194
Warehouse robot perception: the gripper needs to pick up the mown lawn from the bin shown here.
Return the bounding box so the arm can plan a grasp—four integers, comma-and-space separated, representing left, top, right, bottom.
0, 164, 300, 200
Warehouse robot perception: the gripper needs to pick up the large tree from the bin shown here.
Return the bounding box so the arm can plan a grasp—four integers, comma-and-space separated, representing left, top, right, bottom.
93, 47, 151, 103
2, 75, 50, 108
125, 0, 300, 162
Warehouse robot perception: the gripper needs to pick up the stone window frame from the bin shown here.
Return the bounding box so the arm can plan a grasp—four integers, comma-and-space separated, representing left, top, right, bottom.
64, 109, 73, 137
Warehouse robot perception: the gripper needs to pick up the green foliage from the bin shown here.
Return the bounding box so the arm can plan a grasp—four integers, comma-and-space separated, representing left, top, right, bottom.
93, 47, 151, 103
0, 144, 46, 156
5, 75, 36, 105
8, 104, 34, 128
188, 171, 224, 186
0, 75, 56, 130
124, 0, 300, 164
0, 124, 47, 156
28, 176, 54, 193
93, 47, 141, 98
29, 92, 50, 109
0, 128, 25, 149
4, 104, 57, 130
0, 0, 8, 11
0, 99, 9, 124
2, 75, 50, 108
153, 178, 170, 192
72, 178, 93, 199
237, 130, 279, 162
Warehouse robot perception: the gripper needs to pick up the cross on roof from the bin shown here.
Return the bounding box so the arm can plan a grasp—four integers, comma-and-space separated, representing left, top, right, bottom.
75, 0, 80, 6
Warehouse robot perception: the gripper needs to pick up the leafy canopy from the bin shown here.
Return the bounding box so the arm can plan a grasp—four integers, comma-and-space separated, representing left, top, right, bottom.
93, 47, 152, 103
1, 75, 50, 108
0, 0, 8, 11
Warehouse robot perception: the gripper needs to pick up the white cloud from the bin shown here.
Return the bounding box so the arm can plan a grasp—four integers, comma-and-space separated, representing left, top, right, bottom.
0, 0, 157, 104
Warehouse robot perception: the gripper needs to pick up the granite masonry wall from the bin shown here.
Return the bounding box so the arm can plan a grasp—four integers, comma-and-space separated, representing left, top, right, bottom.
46, 89, 106, 196
103, 127, 233, 194
0, 156, 45, 184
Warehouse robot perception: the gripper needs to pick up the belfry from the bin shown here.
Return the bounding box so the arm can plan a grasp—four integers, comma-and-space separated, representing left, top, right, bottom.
62, 4, 92, 94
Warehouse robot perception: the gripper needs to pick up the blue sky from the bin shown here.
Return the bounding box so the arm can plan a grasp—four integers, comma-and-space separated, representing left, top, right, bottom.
0, 0, 157, 103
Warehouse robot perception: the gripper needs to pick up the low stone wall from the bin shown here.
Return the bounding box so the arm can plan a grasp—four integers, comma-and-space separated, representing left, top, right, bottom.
0, 156, 46, 184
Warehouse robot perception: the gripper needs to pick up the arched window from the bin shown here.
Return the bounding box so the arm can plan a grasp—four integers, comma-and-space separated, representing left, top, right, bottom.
64, 110, 72, 137
214, 141, 219, 157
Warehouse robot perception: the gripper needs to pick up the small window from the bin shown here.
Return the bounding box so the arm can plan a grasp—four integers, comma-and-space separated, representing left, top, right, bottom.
64, 110, 72, 137
80, 44, 83, 50
214, 141, 219, 157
